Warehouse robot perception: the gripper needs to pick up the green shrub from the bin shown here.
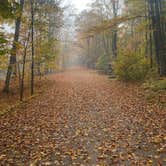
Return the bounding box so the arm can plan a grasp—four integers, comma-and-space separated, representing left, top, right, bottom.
143, 79, 166, 105
145, 65, 160, 81
115, 51, 149, 81
144, 79, 166, 91
96, 55, 110, 73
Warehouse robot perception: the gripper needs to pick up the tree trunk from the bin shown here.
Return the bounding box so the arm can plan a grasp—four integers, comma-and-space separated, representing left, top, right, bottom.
87, 38, 90, 67
148, 0, 166, 76
20, 27, 31, 101
3, 0, 25, 93
30, 0, 35, 95
112, 30, 117, 57
111, 0, 119, 58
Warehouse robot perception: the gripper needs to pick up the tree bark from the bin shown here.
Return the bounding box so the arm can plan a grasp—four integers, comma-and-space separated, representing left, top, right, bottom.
3, 0, 25, 93
148, 0, 166, 76
30, 0, 35, 95
20, 27, 31, 101
111, 0, 119, 58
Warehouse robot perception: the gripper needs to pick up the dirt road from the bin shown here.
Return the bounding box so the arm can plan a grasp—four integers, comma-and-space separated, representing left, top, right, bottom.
0, 68, 165, 165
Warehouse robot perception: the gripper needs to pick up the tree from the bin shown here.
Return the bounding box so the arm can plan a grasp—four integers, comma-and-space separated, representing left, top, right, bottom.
0, 0, 15, 20
111, 0, 119, 57
30, 0, 34, 95
3, 0, 25, 93
148, 0, 166, 76
20, 25, 31, 101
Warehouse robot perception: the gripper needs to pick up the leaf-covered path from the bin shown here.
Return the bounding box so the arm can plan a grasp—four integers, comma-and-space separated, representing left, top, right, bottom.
0, 68, 165, 165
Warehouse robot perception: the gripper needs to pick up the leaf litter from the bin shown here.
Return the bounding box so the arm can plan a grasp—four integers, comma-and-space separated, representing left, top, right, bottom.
0, 68, 165, 165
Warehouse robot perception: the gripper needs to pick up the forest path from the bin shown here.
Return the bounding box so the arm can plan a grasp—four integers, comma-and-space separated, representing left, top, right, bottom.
0, 68, 165, 165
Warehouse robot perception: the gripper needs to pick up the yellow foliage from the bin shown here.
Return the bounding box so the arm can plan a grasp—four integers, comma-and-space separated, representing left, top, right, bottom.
115, 50, 149, 81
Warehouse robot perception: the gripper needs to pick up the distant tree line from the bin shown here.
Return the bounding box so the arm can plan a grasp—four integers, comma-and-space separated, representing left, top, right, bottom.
76, 0, 166, 78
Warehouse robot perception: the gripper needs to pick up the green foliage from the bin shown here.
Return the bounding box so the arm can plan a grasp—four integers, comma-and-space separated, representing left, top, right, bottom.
145, 66, 160, 81
0, 55, 8, 69
0, 32, 8, 56
0, 0, 16, 20
144, 79, 166, 91
35, 39, 61, 72
96, 55, 110, 73
143, 78, 166, 104
115, 51, 149, 81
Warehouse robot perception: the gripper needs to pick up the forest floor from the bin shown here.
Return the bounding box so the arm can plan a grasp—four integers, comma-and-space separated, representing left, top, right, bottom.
0, 76, 53, 114
0, 68, 165, 165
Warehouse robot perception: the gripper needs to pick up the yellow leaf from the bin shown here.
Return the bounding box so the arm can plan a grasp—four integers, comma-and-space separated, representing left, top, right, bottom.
163, 135, 166, 141
0, 154, 6, 160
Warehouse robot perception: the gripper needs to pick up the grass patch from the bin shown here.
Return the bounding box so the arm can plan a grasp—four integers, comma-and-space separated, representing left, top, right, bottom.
144, 79, 166, 91
143, 78, 166, 106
